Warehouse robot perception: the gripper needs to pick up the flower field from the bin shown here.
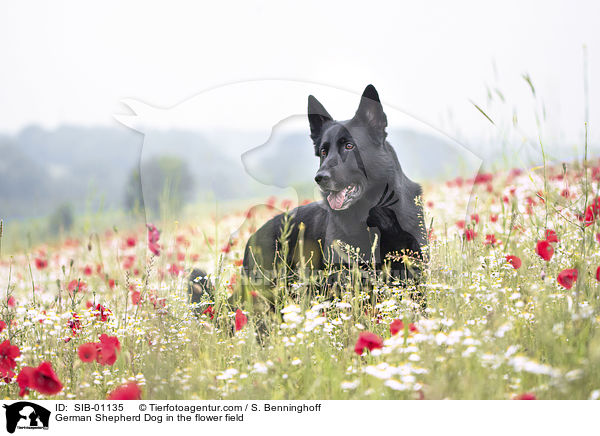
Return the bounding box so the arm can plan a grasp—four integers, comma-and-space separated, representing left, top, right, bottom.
2, 160, 600, 400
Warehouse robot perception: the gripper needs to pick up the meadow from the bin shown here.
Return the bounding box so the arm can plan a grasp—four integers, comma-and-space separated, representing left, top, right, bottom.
1, 158, 600, 400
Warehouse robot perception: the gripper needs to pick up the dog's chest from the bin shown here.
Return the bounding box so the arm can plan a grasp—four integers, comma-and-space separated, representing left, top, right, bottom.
323, 220, 376, 263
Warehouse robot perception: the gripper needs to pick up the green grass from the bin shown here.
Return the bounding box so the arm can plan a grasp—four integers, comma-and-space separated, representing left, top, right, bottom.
2, 159, 600, 400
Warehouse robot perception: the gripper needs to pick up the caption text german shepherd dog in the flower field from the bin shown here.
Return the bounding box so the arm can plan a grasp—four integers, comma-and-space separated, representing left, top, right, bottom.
241, 85, 427, 295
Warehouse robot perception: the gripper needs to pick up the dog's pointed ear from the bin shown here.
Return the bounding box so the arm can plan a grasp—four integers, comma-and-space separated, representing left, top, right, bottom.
354, 84, 388, 143
308, 95, 332, 143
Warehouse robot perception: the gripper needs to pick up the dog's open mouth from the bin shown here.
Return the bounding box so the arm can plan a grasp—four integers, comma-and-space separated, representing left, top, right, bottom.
326, 184, 361, 210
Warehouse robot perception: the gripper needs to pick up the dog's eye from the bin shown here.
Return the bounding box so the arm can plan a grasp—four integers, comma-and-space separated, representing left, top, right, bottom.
320, 148, 327, 157
345, 142, 355, 150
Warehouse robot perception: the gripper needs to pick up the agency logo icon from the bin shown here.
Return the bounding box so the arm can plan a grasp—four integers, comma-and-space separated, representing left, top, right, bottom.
2, 402, 50, 433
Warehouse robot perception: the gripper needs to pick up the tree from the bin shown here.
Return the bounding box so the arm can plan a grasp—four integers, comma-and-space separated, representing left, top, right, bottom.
48, 203, 74, 234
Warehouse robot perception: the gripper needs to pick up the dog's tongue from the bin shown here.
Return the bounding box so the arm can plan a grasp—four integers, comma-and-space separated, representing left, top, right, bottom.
327, 189, 346, 210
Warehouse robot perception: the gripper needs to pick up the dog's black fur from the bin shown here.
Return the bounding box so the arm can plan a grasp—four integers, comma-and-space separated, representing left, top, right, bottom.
242, 85, 426, 293
188, 85, 426, 309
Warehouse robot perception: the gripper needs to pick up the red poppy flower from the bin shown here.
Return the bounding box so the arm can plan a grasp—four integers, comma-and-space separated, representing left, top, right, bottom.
0, 320, 6, 333
456, 220, 465, 229
96, 334, 121, 366
16, 366, 36, 397
354, 332, 384, 355
484, 234, 498, 245
390, 319, 404, 335
474, 173, 493, 184
93, 304, 112, 322
7, 296, 15, 308
514, 392, 537, 400
100, 335, 121, 351
67, 280, 87, 294
545, 229, 559, 243
470, 213, 480, 224
596, 266, 600, 282
582, 201, 600, 227
18, 362, 63, 397
95, 345, 117, 366
557, 269, 578, 289
34, 258, 48, 270
147, 224, 161, 256
176, 235, 190, 248
78, 343, 97, 363
202, 306, 215, 320
83, 265, 93, 276
32, 362, 63, 395
535, 240, 554, 261
107, 382, 141, 400
464, 228, 477, 241
122, 255, 136, 270
168, 263, 182, 277
510, 168, 523, 178
108, 278, 116, 289
390, 320, 417, 336
490, 214, 498, 222
126, 236, 137, 247
506, 255, 522, 269
68, 313, 82, 336
235, 309, 247, 331
131, 291, 141, 305
0, 340, 20, 379
149, 291, 166, 309
266, 196, 276, 209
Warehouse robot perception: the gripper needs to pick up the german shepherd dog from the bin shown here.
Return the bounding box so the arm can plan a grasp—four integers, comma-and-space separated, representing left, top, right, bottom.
189, 85, 426, 307
242, 85, 426, 296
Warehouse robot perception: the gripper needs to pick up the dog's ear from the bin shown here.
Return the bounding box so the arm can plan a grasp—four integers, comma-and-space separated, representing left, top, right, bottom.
353, 84, 388, 143
308, 95, 333, 143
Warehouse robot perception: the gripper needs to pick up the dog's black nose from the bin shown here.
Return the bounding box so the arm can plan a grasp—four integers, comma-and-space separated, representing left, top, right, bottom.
315, 171, 331, 185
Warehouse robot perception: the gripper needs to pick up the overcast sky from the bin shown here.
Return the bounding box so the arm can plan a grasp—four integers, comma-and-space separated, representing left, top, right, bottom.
1, 0, 598, 148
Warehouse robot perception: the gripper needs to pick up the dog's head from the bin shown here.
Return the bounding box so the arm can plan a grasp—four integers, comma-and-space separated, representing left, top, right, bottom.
308, 84, 391, 211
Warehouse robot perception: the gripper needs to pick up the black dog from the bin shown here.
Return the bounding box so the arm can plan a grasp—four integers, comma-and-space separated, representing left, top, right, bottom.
188, 85, 426, 310
241, 85, 426, 298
